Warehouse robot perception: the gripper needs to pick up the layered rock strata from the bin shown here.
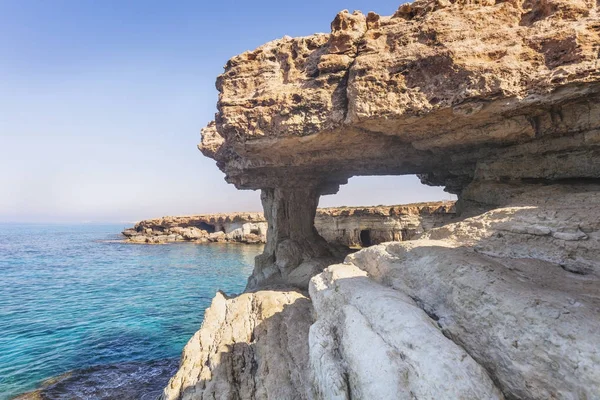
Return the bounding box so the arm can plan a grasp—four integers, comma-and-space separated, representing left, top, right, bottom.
309, 264, 504, 400
199, 0, 600, 288
122, 201, 456, 248
164, 186, 600, 400
315, 201, 455, 246
340, 186, 600, 399
163, 0, 600, 398
122, 213, 268, 244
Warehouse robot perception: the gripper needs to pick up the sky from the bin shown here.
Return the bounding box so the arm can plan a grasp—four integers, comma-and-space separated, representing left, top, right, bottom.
0, 0, 455, 223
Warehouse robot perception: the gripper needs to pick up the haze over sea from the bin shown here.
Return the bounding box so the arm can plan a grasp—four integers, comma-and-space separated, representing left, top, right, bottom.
0, 224, 261, 399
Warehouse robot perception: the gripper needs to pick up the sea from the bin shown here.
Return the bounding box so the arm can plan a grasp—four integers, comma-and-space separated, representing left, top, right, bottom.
0, 223, 262, 400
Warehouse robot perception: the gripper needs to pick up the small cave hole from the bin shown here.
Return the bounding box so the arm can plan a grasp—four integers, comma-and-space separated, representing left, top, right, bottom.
360, 229, 373, 247
250, 228, 260, 235
198, 222, 215, 233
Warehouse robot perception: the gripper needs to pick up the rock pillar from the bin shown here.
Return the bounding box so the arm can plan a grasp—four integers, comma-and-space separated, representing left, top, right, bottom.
246, 186, 346, 291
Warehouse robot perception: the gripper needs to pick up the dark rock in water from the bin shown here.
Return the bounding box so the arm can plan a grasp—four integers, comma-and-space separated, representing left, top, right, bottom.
14, 358, 179, 400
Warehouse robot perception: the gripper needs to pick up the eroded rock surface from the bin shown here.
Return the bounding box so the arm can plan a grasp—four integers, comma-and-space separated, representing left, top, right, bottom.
309, 263, 504, 400
201, 0, 600, 193
344, 186, 600, 399
161, 290, 313, 400
199, 0, 600, 288
163, 1, 600, 398
123, 202, 455, 246
165, 187, 600, 400
122, 213, 267, 244
316, 201, 455, 247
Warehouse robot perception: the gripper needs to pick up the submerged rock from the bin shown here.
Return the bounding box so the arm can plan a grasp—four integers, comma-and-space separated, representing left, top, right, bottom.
15, 359, 178, 400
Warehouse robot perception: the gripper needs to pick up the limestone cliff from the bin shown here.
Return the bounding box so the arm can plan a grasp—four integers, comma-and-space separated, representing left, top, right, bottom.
122, 213, 268, 244
122, 201, 455, 247
163, 0, 600, 399
201, 0, 600, 195
163, 185, 600, 400
161, 290, 313, 400
316, 201, 455, 246
200, 0, 600, 288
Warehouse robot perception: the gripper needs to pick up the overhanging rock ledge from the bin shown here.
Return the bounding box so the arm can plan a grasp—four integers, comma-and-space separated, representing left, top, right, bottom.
200, 0, 600, 289
162, 1, 600, 399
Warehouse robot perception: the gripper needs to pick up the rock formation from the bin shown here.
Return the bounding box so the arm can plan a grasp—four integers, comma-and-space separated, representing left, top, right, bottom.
161, 290, 313, 400
122, 213, 268, 244
309, 264, 504, 400
315, 201, 455, 246
309, 185, 600, 400
163, 186, 600, 400
200, 0, 600, 288
122, 202, 455, 247
163, 0, 600, 399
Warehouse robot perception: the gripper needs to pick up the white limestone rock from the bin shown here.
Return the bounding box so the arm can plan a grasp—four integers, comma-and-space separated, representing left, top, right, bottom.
346, 188, 600, 399
309, 263, 504, 400
160, 289, 313, 400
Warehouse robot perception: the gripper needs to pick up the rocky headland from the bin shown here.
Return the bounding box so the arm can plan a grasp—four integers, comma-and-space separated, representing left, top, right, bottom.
161, 0, 600, 399
122, 201, 455, 246
122, 212, 268, 244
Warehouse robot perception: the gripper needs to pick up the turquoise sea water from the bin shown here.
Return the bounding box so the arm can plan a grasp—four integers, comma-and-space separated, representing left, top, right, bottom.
0, 224, 261, 399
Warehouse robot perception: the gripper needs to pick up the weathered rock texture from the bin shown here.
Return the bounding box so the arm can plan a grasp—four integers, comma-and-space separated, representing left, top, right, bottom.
163, 0, 600, 398
316, 201, 455, 247
165, 186, 600, 400
201, 0, 600, 193
122, 213, 268, 244
160, 289, 313, 400
200, 0, 600, 288
123, 201, 456, 247
344, 186, 600, 400
310, 264, 504, 400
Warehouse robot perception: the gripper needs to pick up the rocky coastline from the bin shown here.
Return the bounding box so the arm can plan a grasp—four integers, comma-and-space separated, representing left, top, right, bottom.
122, 201, 456, 246
161, 0, 600, 399
122, 212, 268, 244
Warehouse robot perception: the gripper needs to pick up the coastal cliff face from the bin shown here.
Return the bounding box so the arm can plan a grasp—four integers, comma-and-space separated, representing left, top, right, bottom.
122, 213, 268, 244
164, 0, 600, 399
310, 186, 600, 400
163, 186, 600, 400
200, 0, 600, 288
161, 290, 313, 400
315, 201, 455, 246
122, 201, 455, 247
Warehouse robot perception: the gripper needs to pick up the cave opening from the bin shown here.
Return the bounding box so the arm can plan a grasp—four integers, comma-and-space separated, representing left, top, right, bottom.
316, 175, 456, 247
359, 229, 372, 247
198, 222, 216, 233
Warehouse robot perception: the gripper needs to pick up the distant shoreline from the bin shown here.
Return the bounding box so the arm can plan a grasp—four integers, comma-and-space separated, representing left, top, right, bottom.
121, 201, 456, 247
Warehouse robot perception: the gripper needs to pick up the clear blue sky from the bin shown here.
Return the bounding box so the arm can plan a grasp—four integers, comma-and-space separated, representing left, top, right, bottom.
0, 0, 454, 223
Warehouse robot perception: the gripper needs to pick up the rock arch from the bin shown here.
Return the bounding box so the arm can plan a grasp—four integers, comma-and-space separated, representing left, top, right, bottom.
199, 1, 600, 289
